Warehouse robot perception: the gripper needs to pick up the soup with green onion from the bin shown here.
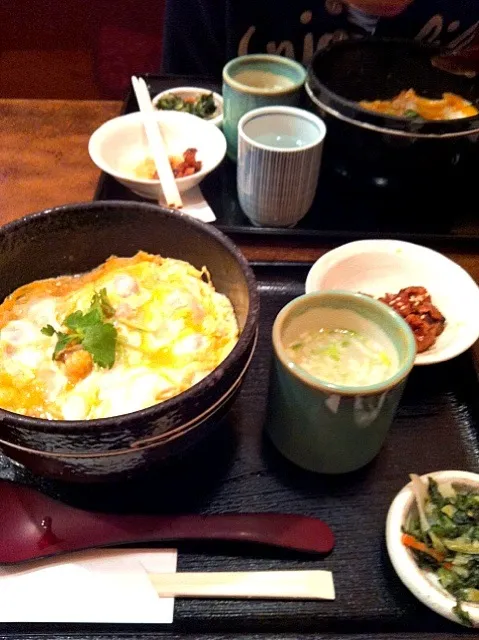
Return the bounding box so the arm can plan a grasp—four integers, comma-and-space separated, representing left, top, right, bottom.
286, 328, 397, 387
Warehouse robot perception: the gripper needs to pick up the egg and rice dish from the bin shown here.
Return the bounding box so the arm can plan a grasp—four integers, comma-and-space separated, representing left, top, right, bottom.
0, 252, 239, 421
359, 89, 478, 120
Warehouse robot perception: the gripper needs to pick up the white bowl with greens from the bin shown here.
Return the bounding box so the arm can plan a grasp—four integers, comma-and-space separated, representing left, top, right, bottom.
152, 87, 223, 127
386, 470, 479, 628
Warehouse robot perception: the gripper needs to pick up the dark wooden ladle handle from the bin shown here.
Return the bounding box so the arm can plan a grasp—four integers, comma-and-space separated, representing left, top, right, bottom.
0, 481, 335, 564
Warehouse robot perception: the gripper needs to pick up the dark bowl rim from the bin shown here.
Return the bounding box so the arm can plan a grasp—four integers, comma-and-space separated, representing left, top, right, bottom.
306, 37, 479, 138
0, 200, 260, 432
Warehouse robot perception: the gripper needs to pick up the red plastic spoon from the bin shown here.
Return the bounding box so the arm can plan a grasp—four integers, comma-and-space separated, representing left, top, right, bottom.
0, 480, 335, 564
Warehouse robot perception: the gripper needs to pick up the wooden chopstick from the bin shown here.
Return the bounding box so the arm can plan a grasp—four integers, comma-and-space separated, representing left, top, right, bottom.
149, 570, 335, 600
131, 75, 183, 209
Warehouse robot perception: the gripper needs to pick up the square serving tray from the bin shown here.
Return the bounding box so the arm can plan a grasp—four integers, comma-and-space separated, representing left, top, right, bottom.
0, 263, 478, 639
93, 74, 479, 248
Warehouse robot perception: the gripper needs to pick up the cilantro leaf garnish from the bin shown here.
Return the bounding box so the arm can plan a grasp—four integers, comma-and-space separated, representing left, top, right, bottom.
81, 322, 117, 369
41, 324, 56, 337
90, 288, 115, 319
42, 289, 117, 369
53, 332, 79, 359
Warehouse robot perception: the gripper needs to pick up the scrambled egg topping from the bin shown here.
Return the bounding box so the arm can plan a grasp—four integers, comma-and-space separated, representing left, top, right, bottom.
359, 89, 478, 121
0, 252, 239, 420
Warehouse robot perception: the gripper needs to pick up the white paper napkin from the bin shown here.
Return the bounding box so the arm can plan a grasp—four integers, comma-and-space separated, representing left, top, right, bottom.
160, 185, 216, 223
0, 548, 177, 623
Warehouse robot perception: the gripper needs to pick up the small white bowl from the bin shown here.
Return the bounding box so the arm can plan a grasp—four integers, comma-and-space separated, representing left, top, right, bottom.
88, 110, 227, 200
305, 239, 479, 365
386, 470, 479, 628
152, 87, 223, 128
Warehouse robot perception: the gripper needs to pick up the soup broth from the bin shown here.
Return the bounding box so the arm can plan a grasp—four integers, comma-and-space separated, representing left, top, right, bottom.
233, 69, 295, 91
286, 328, 397, 387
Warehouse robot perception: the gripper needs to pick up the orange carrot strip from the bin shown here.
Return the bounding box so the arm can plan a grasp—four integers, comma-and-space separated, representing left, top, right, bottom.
401, 533, 446, 563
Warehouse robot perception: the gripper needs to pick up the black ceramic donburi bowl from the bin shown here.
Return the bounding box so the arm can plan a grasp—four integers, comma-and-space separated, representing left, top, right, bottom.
306, 38, 479, 191
0, 201, 259, 483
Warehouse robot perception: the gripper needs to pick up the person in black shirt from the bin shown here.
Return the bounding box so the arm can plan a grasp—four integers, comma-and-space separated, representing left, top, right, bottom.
162, 0, 479, 77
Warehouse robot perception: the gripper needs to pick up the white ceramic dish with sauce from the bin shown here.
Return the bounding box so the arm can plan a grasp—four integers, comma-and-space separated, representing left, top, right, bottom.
386, 470, 479, 628
152, 87, 223, 128
305, 239, 479, 365
88, 110, 227, 200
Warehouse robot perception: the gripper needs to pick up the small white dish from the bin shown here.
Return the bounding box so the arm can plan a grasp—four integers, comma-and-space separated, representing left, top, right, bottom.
386, 470, 479, 628
305, 239, 479, 365
152, 87, 223, 128
88, 110, 226, 201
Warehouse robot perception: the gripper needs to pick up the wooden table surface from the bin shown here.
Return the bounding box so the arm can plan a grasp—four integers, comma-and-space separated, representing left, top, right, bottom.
1, 98, 479, 278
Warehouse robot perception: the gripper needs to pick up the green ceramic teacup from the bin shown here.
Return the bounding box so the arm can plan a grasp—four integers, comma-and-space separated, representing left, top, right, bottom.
265, 291, 416, 474
222, 54, 307, 161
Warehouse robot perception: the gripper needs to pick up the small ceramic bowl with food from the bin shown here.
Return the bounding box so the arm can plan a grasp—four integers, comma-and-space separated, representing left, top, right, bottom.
152, 87, 223, 127
305, 239, 479, 365
386, 470, 479, 628
88, 110, 227, 200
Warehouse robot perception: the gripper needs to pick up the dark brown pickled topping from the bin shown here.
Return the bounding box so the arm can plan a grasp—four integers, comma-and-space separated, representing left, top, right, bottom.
378, 286, 446, 353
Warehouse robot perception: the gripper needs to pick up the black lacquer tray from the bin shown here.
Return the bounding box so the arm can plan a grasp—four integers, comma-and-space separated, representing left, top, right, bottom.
94, 74, 479, 247
1, 263, 478, 639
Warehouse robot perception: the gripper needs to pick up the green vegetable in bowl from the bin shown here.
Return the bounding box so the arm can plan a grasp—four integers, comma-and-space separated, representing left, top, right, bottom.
404, 109, 420, 119
156, 92, 217, 119
403, 473, 479, 627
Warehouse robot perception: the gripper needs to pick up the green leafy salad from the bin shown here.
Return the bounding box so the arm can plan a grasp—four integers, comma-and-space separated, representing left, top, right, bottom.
155, 92, 217, 119
403, 474, 479, 626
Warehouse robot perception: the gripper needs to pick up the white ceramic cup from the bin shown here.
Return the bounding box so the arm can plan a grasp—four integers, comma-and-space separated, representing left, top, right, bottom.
237, 106, 326, 227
